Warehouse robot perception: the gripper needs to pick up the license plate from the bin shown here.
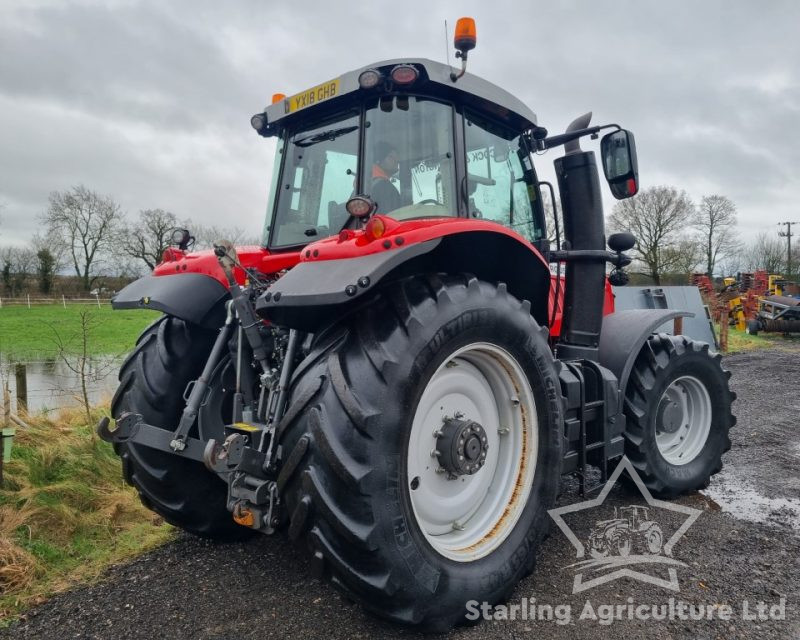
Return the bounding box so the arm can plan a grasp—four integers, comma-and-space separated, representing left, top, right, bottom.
285, 78, 341, 114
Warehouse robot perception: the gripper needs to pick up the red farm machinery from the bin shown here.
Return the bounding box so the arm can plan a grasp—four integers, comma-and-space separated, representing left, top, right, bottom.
98, 19, 735, 631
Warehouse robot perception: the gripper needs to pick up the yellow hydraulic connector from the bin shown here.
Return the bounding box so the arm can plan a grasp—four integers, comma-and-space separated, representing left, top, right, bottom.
723, 277, 736, 288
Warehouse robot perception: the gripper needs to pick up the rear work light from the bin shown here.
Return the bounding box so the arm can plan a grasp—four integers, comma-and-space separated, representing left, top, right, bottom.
358, 69, 382, 89
345, 195, 376, 218
390, 64, 418, 85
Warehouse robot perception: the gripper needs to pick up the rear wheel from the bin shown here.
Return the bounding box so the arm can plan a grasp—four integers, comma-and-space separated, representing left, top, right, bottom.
111, 315, 249, 540
622, 334, 735, 497
278, 275, 563, 631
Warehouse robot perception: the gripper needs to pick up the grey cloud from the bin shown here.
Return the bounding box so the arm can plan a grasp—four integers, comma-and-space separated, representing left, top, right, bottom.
0, 0, 798, 248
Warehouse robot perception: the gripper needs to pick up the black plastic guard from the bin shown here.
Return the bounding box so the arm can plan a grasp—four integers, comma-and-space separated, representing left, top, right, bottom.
111, 273, 230, 328
598, 309, 694, 395
256, 238, 441, 331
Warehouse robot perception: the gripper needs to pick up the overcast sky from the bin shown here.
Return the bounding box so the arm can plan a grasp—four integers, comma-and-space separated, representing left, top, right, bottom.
1, 0, 798, 248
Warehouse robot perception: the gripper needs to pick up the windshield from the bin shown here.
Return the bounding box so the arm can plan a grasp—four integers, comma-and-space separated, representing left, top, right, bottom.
361, 96, 457, 220
266, 112, 359, 248
464, 111, 544, 242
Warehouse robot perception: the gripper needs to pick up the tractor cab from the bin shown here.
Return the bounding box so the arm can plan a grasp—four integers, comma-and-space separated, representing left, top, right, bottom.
252, 58, 548, 252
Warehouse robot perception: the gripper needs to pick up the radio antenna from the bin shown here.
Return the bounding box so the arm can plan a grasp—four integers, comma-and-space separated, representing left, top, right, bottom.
444, 19, 452, 69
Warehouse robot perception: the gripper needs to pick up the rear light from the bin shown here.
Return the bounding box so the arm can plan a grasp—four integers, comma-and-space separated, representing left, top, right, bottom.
390, 64, 418, 85
271, 93, 286, 104
358, 69, 382, 89
365, 216, 386, 240
346, 195, 376, 218
250, 113, 267, 131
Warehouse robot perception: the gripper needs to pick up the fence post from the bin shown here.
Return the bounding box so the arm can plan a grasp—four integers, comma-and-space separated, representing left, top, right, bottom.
27, 293, 31, 309
95, 293, 101, 309
14, 363, 27, 413
719, 307, 729, 353
62, 294, 67, 309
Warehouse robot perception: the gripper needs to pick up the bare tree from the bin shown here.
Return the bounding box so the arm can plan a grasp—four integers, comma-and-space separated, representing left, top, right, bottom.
119, 208, 183, 270
41, 186, 121, 292
608, 186, 695, 284
193, 224, 261, 249
692, 195, 740, 276
745, 232, 785, 273
660, 238, 703, 278
49, 309, 114, 426
0, 246, 36, 296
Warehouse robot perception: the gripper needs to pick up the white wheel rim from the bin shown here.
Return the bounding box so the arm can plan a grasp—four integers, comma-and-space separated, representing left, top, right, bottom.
406, 342, 538, 562
655, 375, 712, 465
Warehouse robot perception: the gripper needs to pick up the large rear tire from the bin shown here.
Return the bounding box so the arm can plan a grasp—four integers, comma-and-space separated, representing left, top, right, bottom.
622, 334, 735, 497
277, 275, 563, 631
111, 315, 249, 540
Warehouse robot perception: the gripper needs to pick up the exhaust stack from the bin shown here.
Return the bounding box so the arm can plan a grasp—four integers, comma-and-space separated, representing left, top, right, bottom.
553, 113, 607, 361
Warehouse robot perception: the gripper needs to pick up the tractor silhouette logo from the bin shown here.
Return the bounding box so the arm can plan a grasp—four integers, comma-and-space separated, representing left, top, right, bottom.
549, 457, 702, 593
588, 505, 663, 558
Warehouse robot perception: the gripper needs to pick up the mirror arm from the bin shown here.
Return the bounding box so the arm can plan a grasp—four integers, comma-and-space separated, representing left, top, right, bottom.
537, 123, 620, 152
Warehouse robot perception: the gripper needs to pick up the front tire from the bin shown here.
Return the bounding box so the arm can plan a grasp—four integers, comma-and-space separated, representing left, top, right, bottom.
622, 334, 735, 497
111, 315, 249, 540
278, 275, 563, 631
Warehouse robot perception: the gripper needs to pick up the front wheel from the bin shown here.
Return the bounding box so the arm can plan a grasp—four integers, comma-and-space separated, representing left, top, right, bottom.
277, 275, 563, 631
622, 334, 735, 497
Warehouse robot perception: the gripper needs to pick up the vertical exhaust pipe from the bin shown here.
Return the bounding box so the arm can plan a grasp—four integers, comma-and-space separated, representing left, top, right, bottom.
553, 113, 606, 361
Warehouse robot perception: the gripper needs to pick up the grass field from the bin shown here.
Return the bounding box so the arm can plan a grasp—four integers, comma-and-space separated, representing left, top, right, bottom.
0, 305, 159, 359
0, 406, 174, 623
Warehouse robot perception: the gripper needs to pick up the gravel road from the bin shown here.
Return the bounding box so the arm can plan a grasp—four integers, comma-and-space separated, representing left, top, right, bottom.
3, 346, 799, 640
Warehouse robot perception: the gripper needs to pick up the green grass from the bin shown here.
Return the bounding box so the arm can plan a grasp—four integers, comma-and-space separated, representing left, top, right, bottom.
719, 325, 800, 354
0, 305, 159, 359
0, 406, 175, 623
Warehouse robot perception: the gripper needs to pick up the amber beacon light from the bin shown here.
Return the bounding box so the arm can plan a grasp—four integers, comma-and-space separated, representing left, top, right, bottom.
450, 17, 477, 81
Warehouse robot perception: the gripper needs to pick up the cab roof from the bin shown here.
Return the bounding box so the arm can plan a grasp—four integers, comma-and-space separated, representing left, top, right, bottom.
260, 58, 537, 134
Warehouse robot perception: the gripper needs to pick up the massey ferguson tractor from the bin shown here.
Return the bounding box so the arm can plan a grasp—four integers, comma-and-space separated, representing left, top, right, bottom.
98, 19, 735, 631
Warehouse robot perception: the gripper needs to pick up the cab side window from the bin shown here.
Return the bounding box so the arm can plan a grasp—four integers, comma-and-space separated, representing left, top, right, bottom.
464, 113, 543, 242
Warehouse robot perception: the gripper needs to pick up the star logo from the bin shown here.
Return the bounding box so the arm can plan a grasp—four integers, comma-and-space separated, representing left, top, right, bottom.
548, 457, 702, 594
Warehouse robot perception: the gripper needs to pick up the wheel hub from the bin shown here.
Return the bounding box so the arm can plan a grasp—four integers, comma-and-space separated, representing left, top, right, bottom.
656, 390, 683, 434
436, 418, 488, 477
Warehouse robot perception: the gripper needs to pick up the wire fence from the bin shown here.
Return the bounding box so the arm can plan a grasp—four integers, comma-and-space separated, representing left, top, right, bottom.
0, 295, 113, 309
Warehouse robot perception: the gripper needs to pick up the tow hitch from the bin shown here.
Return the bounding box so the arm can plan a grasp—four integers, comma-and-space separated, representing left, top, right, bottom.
204, 428, 282, 534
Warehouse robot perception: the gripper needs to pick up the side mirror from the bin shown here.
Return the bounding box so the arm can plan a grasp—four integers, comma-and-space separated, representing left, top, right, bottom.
600, 129, 639, 199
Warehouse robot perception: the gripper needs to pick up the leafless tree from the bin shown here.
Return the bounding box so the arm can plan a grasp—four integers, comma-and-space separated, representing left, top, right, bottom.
49, 309, 115, 427
0, 246, 36, 296
40, 185, 121, 292
745, 232, 785, 273
119, 208, 183, 270
692, 195, 741, 276
193, 224, 261, 249
608, 186, 696, 284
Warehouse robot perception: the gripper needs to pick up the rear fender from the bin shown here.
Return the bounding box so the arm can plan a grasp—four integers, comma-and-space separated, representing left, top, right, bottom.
112, 273, 230, 329
257, 229, 552, 332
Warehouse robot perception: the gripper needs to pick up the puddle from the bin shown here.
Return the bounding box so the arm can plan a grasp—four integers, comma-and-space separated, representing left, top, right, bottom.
0, 355, 122, 413
702, 481, 800, 530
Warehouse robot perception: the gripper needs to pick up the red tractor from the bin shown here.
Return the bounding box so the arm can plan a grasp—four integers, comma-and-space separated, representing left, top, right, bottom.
99, 19, 735, 631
